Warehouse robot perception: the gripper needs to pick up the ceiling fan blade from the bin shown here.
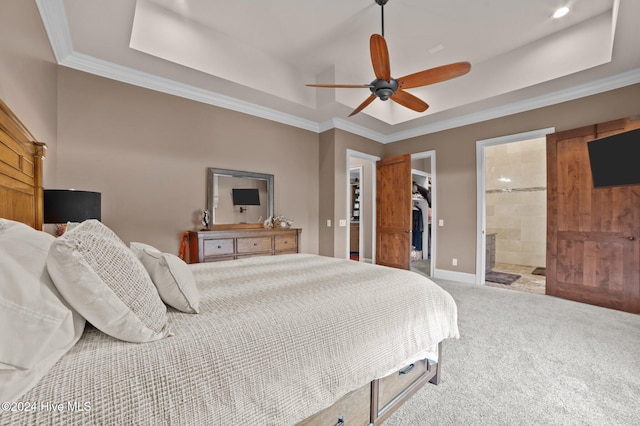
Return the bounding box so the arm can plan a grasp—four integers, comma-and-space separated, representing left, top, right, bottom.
348, 94, 377, 117
307, 84, 372, 89
390, 89, 429, 113
370, 34, 391, 82
398, 62, 471, 89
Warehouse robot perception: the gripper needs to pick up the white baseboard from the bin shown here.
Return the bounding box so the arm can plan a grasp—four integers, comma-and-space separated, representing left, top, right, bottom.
433, 268, 476, 284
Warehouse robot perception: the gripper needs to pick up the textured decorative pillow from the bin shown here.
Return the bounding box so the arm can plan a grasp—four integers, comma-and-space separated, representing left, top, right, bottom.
0, 218, 85, 402
47, 220, 171, 343
130, 242, 200, 314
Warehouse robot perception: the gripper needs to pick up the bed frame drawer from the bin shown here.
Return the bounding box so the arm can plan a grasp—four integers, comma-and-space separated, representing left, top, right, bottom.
299, 348, 441, 426
377, 359, 427, 410
297, 382, 371, 426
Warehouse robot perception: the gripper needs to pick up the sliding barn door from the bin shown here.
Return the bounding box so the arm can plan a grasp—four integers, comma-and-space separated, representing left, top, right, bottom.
546, 118, 640, 314
376, 154, 412, 269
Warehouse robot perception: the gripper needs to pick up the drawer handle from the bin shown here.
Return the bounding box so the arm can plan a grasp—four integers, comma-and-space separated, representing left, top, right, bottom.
399, 363, 415, 375
253, 243, 257, 246
335, 416, 344, 426
217, 245, 222, 249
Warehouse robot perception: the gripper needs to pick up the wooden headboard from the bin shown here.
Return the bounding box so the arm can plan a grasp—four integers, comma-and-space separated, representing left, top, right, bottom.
0, 98, 46, 229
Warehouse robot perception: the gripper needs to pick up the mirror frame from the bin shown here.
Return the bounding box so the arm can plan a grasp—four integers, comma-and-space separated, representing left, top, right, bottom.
207, 168, 274, 226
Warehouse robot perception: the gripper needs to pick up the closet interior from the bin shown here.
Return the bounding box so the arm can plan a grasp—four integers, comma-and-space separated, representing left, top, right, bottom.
411, 170, 431, 265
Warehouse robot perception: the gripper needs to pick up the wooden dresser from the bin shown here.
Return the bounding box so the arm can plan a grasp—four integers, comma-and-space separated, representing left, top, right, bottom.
187, 227, 301, 263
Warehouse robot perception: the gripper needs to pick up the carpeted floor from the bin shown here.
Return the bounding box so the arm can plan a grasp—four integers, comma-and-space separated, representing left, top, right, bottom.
385, 273, 640, 426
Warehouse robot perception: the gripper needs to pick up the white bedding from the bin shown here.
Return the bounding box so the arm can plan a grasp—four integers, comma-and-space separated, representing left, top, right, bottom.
1, 254, 458, 425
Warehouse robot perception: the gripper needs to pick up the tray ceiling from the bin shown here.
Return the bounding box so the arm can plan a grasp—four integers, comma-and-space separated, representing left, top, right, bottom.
37, 0, 640, 142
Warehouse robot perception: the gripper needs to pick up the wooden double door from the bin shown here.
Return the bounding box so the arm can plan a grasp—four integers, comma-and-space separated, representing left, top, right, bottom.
547, 118, 640, 314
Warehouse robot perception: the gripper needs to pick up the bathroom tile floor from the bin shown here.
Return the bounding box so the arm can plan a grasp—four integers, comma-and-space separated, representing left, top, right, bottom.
485, 263, 546, 295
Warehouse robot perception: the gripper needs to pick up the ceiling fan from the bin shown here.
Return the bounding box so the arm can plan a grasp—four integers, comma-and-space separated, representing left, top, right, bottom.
307, 0, 471, 117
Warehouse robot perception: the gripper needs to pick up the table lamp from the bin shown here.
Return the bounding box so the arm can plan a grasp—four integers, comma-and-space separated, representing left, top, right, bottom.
44, 189, 101, 236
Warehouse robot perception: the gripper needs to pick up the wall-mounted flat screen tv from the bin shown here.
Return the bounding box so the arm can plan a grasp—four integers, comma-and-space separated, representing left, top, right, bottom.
587, 128, 640, 188
232, 188, 261, 205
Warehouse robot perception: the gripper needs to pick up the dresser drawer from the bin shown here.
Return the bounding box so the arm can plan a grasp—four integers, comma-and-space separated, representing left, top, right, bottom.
297, 382, 370, 426
378, 359, 427, 410
275, 234, 296, 251
203, 238, 234, 256
237, 236, 272, 253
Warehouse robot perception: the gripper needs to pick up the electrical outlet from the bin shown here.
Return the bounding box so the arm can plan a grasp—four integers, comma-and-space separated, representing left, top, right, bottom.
452, 258, 458, 266
439, 219, 444, 227
339, 219, 347, 227
327, 219, 331, 227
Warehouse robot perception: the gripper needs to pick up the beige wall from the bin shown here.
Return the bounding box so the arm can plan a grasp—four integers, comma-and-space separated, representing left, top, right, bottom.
55, 68, 319, 254
323, 130, 384, 259
0, 0, 58, 186
318, 129, 336, 256
384, 84, 640, 276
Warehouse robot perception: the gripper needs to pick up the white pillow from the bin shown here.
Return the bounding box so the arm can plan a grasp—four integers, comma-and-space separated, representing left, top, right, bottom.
47, 220, 171, 343
0, 218, 85, 402
130, 242, 200, 314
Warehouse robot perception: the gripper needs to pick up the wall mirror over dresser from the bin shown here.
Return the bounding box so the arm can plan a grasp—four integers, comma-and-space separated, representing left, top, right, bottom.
207, 168, 274, 225
188, 167, 300, 263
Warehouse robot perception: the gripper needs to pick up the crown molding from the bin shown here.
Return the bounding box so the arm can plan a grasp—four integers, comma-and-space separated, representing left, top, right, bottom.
61, 52, 322, 133
319, 118, 390, 144
37, 0, 640, 145
35, 0, 73, 62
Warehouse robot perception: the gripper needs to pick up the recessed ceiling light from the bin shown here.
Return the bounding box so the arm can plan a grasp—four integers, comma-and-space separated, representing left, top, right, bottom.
553, 6, 570, 19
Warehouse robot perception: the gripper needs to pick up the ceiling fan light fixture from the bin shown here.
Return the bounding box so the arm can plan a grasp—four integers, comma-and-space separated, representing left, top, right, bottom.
370, 78, 398, 101
377, 88, 394, 101
306, 0, 471, 117
553, 6, 570, 19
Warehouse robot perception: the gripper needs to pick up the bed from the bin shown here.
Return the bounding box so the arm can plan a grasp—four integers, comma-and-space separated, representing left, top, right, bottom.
0, 97, 459, 425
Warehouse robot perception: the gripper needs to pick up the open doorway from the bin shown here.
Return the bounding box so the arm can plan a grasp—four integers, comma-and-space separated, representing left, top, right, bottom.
410, 151, 436, 277
349, 165, 363, 261
476, 128, 554, 293
347, 150, 380, 263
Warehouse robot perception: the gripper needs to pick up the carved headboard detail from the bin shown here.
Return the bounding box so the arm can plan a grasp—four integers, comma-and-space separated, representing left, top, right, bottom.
0, 98, 46, 229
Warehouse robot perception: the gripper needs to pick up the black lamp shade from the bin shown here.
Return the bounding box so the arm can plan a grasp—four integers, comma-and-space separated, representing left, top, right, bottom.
44, 190, 101, 223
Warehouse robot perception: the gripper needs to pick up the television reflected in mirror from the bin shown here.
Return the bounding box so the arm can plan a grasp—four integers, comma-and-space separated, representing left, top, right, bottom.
207, 168, 273, 225
232, 188, 261, 209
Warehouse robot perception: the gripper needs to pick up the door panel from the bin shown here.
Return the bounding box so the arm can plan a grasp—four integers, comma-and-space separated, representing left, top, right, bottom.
376, 154, 411, 269
547, 118, 640, 314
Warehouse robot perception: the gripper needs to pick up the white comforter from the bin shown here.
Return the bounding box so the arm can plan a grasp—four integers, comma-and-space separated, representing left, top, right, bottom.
2, 254, 458, 425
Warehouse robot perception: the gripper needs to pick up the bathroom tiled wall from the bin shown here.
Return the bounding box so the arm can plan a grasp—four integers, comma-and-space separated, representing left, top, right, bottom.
485, 137, 546, 268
